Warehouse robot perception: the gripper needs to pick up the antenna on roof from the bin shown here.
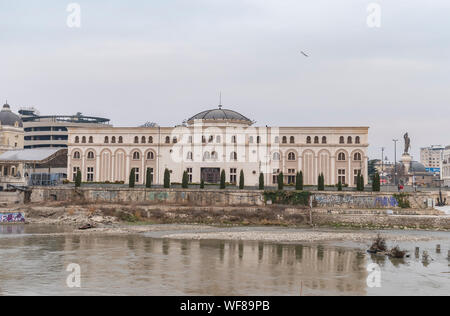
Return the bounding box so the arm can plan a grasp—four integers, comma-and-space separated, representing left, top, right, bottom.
219, 92, 222, 109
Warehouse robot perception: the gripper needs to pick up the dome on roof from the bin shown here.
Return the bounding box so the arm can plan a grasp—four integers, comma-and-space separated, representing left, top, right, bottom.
409, 161, 427, 173
401, 160, 428, 173
0, 103, 23, 128
187, 106, 253, 125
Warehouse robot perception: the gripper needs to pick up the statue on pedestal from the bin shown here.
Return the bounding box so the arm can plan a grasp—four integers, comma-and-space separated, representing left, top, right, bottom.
403, 133, 411, 155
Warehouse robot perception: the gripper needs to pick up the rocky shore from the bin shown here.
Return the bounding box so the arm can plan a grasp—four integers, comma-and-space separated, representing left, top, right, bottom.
1, 202, 449, 235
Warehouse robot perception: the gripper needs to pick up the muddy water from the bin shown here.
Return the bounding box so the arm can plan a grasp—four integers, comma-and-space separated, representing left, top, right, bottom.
0, 225, 448, 296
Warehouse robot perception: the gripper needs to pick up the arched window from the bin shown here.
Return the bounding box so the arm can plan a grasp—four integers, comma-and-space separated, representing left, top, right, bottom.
202, 136, 206, 143
187, 152, 193, 160
134, 136, 139, 144
141, 136, 146, 144
147, 151, 154, 160
82, 136, 86, 144
290, 136, 295, 144
354, 152, 362, 161
288, 152, 296, 161
133, 152, 140, 160
104, 136, 109, 144
339, 136, 345, 144
118, 136, 123, 144
314, 136, 319, 144
257, 136, 261, 144
75, 136, 80, 144
149, 136, 153, 144
165, 136, 170, 144
211, 151, 218, 160
173, 137, 178, 144
208, 135, 214, 143
89, 136, 93, 144
203, 152, 211, 161
230, 152, 237, 161
73, 151, 81, 159
273, 152, 281, 161
87, 151, 95, 159
111, 136, 116, 144
249, 136, 254, 144
322, 136, 327, 144
306, 136, 312, 144
282, 136, 287, 144
338, 152, 346, 161
355, 136, 361, 144
347, 136, 353, 144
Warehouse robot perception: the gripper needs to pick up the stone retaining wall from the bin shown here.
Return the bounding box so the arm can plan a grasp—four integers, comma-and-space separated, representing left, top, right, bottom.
29, 186, 441, 210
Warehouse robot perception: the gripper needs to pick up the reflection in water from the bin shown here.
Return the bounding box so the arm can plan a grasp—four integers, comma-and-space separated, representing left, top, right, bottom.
0, 228, 448, 296
0, 225, 25, 235
0, 233, 368, 296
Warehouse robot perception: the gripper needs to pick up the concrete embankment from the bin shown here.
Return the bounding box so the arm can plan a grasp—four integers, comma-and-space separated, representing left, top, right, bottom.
11, 201, 449, 231
29, 186, 444, 209
2, 186, 447, 230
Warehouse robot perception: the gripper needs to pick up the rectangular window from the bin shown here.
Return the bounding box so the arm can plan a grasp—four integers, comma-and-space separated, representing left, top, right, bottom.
230, 168, 237, 184
273, 169, 280, 184
87, 167, 94, 182
353, 169, 361, 186
187, 168, 193, 183
287, 169, 296, 184
134, 168, 140, 183
338, 169, 346, 185
147, 168, 154, 184
73, 167, 80, 181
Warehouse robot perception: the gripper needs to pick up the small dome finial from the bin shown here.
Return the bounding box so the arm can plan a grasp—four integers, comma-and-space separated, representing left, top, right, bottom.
218, 92, 223, 109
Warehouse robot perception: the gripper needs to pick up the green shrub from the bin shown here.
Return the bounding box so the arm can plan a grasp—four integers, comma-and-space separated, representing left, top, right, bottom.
296, 171, 303, 191
239, 170, 245, 189
318, 173, 325, 191
372, 172, 381, 192
129, 169, 136, 188
200, 179, 205, 189
146, 169, 152, 188
182, 171, 189, 189
393, 193, 411, 208
164, 169, 171, 188
337, 180, 343, 191
263, 191, 311, 206
278, 172, 284, 190
259, 173, 264, 190
75, 170, 82, 187
220, 170, 226, 189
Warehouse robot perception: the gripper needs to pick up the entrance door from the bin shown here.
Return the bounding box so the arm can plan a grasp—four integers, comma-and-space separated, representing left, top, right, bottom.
201, 168, 220, 183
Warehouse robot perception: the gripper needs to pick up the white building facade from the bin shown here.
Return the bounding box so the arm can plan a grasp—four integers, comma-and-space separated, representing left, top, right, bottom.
420, 145, 444, 175
67, 107, 369, 187
441, 146, 450, 187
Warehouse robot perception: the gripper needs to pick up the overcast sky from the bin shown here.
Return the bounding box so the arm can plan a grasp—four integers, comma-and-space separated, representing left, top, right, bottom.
1, 0, 450, 160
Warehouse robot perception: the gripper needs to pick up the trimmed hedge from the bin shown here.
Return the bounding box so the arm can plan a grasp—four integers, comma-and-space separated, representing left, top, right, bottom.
263, 191, 311, 206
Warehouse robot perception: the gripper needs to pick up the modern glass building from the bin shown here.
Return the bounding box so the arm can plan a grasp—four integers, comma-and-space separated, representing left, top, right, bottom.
19, 108, 110, 149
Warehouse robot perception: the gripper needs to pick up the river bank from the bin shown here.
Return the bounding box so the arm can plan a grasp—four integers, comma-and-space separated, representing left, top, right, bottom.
6, 201, 448, 231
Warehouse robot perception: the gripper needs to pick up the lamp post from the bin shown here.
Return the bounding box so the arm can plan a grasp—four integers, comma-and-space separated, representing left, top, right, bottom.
381, 147, 385, 186
393, 139, 398, 186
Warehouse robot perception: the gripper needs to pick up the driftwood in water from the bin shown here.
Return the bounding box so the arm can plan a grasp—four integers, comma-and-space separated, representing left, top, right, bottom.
78, 223, 96, 230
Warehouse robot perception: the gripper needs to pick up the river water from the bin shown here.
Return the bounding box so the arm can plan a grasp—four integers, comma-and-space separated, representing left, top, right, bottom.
0, 225, 448, 296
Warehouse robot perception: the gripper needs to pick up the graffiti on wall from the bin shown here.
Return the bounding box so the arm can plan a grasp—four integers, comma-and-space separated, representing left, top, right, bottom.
0, 212, 26, 223
91, 191, 118, 201
314, 194, 399, 208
